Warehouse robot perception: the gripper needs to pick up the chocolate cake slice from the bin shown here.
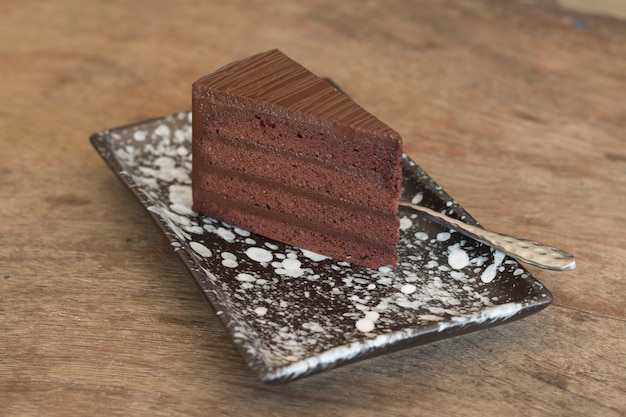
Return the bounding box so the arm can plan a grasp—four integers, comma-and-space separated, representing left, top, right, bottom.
192, 49, 402, 269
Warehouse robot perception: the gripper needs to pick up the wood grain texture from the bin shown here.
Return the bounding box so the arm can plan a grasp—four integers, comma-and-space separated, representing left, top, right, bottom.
1, 0, 624, 416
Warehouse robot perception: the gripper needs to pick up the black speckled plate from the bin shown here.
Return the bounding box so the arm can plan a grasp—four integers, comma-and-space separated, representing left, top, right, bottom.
90, 110, 552, 382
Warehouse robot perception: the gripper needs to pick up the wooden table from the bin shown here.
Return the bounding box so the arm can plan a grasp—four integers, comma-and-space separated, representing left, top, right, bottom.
2, 1, 624, 415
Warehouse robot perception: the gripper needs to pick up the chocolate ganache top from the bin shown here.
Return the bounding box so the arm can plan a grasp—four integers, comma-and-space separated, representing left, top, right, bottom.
194, 49, 401, 147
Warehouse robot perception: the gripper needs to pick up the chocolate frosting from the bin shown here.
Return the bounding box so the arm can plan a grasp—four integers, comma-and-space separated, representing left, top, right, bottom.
194, 49, 401, 147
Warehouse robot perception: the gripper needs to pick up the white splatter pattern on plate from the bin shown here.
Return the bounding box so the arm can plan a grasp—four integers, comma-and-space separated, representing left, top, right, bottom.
90, 111, 552, 382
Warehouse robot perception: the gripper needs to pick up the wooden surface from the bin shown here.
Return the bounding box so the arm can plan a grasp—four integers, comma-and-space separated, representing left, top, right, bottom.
1, 0, 625, 415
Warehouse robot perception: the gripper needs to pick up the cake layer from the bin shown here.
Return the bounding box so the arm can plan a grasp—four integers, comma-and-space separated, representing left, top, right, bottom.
194, 198, 398, 269
194, 139, 399, 212
194, 169, 399, 245
200, 110, 402, 173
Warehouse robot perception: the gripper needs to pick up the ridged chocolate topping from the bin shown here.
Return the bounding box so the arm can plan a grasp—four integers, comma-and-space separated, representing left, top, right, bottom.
194, 49, 401, 144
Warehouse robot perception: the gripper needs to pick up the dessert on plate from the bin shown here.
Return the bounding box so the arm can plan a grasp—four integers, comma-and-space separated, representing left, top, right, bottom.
192, 49, 402, 269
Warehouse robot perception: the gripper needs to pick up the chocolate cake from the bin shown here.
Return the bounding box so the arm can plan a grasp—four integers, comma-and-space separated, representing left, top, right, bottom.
192, 49, 402, 269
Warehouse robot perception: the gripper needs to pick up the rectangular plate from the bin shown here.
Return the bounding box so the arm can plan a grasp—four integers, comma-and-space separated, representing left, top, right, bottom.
90, 111, 552, 382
